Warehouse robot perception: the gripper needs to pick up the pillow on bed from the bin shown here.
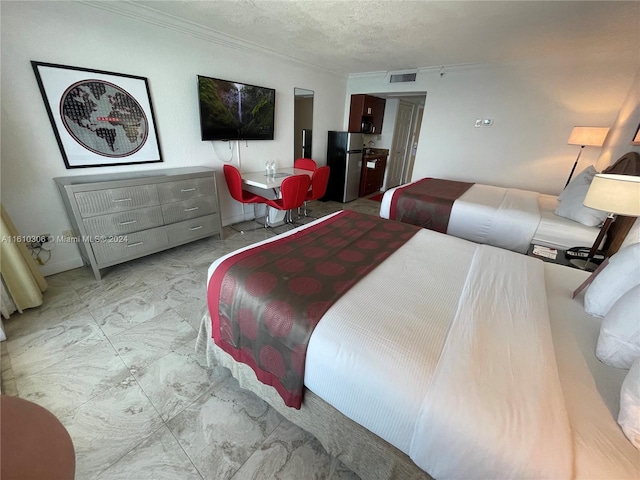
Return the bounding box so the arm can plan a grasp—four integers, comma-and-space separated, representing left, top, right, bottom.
555, 165, 608, 227
596, 285, 640, 368
584, 243, 640, 317
558, 165, 596, 201
618, 357, 640, 449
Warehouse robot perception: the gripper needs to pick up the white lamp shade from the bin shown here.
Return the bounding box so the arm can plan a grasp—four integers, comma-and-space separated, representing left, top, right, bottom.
583, 174, 640, 216
567, 127, 609, 147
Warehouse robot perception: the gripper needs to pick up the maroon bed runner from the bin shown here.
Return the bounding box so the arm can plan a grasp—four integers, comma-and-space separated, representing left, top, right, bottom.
389, 178, 474, 233
207, 210, 420, 408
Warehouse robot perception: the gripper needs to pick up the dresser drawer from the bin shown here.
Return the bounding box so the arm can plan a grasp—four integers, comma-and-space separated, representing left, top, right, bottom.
161, 196, 217, 224
157, 177, 216, 204
91, 226, 169, 265
166, 215, 221, 245
75, 185, 159, 218
82, 206, 164, 236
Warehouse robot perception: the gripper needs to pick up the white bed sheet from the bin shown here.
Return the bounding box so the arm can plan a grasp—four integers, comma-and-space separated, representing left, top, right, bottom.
533, 193, 601, 249
545, 264, 639, 478
380, 182, 601, 252
206, 213, 638, 478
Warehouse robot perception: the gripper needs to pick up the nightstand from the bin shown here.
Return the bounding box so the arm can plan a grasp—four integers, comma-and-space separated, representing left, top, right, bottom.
526, 244, 597, 272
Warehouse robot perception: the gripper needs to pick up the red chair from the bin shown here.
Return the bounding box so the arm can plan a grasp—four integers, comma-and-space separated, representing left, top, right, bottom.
223, 164, 268, 219
264, 174, 311, 224
294, 158, 317, 171
302, 165, 330, 216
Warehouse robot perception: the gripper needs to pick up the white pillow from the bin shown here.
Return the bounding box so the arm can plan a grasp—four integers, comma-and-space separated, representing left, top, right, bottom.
584, 242, 640, 317
558, 165, 596, 201
555, 165, 608, 226
618, 357, 640, 449
596, 285, 640, 368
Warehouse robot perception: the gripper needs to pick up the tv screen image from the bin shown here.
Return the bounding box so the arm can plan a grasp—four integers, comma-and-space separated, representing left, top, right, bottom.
198, 75, 275, 141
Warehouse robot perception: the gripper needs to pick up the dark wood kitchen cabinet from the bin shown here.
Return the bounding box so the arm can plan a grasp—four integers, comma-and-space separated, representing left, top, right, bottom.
348, 94, 386, 134
360, 153, 388, 196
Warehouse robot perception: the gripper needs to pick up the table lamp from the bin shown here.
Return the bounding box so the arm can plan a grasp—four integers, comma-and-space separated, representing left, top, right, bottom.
570, 174, 640, 270
565, 127, 609, 188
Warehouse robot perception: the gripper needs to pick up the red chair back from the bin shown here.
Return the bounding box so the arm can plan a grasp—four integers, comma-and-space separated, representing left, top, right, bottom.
223, 164, 245, 202
278, 174, 311, 210
294, 158, 317, 171
306, 166, 330, 201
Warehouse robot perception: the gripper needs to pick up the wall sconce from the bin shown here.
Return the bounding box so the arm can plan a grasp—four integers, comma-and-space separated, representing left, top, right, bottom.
565, 126, 609, 188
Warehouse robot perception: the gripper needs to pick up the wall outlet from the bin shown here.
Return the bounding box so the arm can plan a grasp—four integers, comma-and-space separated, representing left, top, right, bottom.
62, 229, 75, 240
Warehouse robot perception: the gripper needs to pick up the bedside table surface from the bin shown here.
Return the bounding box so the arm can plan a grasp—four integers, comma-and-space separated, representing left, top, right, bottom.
527, 244, 597, 272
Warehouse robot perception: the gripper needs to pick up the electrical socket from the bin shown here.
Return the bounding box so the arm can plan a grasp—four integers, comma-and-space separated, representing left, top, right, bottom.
62, 230, 75, 240
27, 233, 53, 250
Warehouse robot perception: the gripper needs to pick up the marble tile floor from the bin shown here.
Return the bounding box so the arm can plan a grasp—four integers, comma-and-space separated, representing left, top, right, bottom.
1, 198, 382, 480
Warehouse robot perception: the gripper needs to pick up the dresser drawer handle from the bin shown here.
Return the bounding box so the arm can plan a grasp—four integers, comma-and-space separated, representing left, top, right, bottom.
184, 207, 199, 212
181, 188, 197, 192
112, 198, 132, 203
189, 225, 203, 231
127, 241, 144, 248
119, 220, 138, 225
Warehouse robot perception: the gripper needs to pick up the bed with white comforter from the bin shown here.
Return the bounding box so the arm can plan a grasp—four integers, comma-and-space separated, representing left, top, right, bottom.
380, 182, 601, 253
200, 212, 638, 479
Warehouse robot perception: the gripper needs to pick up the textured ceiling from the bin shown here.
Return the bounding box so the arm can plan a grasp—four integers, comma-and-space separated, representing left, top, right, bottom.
128, 0, 639, 75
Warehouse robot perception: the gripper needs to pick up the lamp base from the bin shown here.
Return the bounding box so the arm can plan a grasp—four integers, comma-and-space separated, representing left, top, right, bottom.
569, 258, 598, 272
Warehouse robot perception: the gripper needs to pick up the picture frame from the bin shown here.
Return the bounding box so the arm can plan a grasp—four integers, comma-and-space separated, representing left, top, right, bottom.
31, 61, 163, 169
632, 123, 640, 146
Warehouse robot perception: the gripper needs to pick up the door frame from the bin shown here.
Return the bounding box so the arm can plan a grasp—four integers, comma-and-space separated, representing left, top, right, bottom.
384, 101, 415, 190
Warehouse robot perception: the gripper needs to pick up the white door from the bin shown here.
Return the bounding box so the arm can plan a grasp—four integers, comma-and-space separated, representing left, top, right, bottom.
385, 102, 414, 189
403, 106, 424, 183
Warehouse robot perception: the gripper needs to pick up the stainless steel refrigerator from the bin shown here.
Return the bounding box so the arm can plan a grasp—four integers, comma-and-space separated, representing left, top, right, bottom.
324, 131, 364, 202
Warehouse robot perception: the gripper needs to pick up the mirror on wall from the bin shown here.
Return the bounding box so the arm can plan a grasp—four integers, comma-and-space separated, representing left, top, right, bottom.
294, 88, 314, 160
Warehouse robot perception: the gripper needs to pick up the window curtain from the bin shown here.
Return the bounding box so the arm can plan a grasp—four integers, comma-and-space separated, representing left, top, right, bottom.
0, 205, 47, 320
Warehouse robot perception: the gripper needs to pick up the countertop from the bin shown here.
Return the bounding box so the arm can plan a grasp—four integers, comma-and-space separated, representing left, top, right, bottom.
363, 148, 389, 159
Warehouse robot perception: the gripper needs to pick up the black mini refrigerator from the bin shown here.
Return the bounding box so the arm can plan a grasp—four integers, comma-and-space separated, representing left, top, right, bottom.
323, 131, 364, 202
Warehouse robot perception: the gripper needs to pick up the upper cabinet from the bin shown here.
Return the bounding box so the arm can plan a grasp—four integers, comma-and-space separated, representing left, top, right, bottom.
348, 94, 386, 134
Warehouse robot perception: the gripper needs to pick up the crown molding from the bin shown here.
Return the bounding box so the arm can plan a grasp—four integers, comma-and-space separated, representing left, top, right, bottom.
78, 0, 346, 78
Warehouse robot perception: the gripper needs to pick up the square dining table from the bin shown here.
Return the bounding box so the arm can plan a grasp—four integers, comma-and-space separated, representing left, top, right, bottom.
241, 167, 313, 226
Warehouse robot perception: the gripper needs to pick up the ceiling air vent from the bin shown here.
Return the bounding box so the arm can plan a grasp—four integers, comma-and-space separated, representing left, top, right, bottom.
389, 72, 417, 83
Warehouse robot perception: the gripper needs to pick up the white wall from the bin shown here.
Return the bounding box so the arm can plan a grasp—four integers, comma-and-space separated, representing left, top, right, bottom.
347, 52, 639, 195
0, 1, 347, 275
597, 66, 640, 170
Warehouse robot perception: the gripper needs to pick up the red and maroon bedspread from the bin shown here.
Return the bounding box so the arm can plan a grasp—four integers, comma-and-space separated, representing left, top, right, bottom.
207, 210, 420, 408
389, 178, 474, 233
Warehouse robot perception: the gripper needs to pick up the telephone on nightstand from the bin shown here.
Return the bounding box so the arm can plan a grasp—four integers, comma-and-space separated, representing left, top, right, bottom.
565, 247, 605, 263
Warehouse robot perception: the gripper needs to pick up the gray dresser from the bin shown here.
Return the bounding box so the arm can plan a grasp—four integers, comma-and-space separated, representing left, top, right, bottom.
54, 167, 223, 280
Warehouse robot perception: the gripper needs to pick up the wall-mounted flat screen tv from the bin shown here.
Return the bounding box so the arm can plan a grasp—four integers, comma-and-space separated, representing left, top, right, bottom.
198, 75, 275, 141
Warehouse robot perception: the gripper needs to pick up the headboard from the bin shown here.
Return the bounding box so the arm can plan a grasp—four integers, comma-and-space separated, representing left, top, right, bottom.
602, 151, 640, 256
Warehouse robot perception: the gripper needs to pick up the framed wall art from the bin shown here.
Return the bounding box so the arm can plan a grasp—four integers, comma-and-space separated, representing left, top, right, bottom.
632, 122, 640, 146
31, 61, 163, 169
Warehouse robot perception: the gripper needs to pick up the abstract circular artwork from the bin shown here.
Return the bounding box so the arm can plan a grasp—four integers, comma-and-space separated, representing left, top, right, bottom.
60, 80, 149, 157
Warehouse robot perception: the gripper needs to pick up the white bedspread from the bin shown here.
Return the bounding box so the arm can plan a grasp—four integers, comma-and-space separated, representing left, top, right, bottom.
206, 214, 638, 479
308, 234, 571, 478
410, 245, 572, 479
381, 182, 541, 253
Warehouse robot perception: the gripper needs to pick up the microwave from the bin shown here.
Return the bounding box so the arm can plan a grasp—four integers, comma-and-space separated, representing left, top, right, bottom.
360, 119, 374, 134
